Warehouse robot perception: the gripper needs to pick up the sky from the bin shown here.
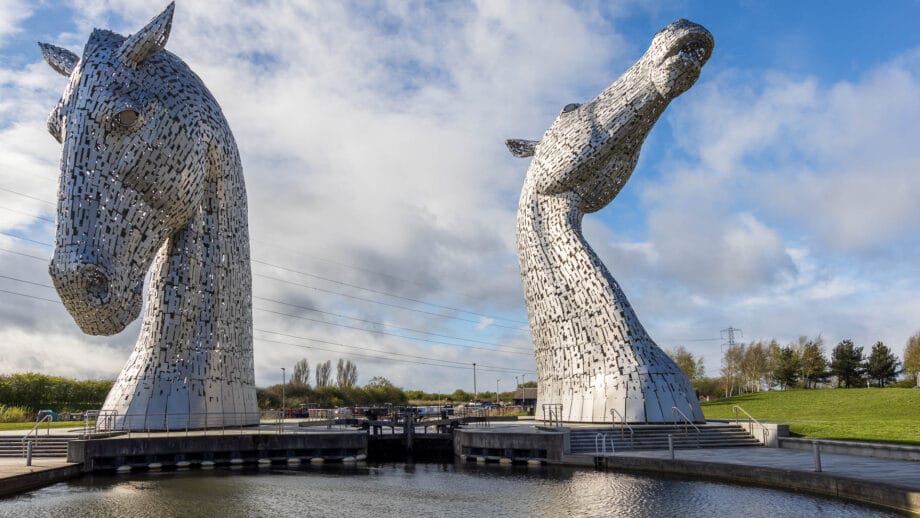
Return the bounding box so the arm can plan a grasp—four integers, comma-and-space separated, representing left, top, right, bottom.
0, 0, 918, 393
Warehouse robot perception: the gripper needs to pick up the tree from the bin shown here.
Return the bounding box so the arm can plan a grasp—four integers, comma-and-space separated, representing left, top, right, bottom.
336, 359, 358, 388
866, 341, 901, 387
764, 339, 782, 388
772, 346, 800, 390
830, 339, 864, 388
667, 346, 705, 382
366, 376, 393, 388
798, 336, 829, 389
905, 331, 920, 387
721, 343, 745, 397
315, 360, 332, 387
291, 358, 310, 386
740, 341, 769, 393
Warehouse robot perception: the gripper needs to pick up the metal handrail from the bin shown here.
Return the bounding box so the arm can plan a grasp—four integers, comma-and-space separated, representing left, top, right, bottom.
78, 409, 374, 438
732, 404, 767, 444
542, 404, 563, 427
671, 406, 700, 448
21, 414, 53, 457
609, 409, 634, 446
594, 432, 614, 456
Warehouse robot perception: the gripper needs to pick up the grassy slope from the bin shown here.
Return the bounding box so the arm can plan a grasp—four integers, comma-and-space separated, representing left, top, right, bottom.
701, 388, 920, 445
0, 421, 87, 431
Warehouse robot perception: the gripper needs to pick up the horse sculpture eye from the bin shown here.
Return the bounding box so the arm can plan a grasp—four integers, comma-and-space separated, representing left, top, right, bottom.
562, 103, 581, 113
114, 109, 140, 129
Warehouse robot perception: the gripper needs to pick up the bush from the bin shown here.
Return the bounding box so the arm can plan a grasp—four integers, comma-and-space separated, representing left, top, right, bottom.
0, 405, 30, 423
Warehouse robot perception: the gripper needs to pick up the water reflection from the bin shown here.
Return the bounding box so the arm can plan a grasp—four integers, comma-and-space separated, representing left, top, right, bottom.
0, 462, 895, 518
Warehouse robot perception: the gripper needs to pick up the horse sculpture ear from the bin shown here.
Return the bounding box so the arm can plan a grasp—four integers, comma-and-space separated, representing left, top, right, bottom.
506, 139, 538, 158
39, 43, 79, 77
118, 2, 175, 69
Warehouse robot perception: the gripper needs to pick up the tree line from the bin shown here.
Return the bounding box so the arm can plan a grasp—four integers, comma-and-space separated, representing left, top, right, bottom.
0, 373, 113, 413
669, 330, 920, 398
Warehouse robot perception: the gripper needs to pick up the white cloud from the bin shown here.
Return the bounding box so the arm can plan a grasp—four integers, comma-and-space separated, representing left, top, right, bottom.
0, 0, 31, 46
1, 3, 918, 391
0, 1, 632, 389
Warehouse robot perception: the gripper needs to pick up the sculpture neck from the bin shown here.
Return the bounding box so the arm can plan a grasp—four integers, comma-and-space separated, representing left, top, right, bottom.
137, 129, 252, 380
516, 184, 650, 350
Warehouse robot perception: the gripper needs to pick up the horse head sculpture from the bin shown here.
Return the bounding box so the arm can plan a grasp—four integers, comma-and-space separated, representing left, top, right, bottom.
41, 3, 257, 430
509, 20, 713, 423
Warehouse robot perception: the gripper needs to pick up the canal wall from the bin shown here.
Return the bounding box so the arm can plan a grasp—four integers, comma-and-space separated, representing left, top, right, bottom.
454, 427, 568, 463
69, 433, 367, 472
567, 453, 919, 516
0, 463, 82, 498
780, 437, 920, 462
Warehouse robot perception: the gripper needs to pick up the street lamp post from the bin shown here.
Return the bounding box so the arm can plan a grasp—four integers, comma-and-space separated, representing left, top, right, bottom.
472, 363, 477, 402
281, 367, 286, 422
496, 378, 501, 404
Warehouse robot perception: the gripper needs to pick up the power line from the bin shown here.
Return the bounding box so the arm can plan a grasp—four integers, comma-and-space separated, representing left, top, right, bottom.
0, 231, 53, 248
0, 247, 47, 262
255, 301, 528, 350
0, 275, 56, 290
252, 237, 435, 292
0, 208, 529, 330
0, 240, 530, 351
253, 260, 527, 325
254, 306, 531, 355
0, 186, 55, 206
254, 272, 527, 331
255, 329, 531, 374
256, 336, 531, 375
661, 337, 721, 342
0, 270, 529, 356
0, 276, 535, 373
0, 205, 55, 223
0, 288, 61, 304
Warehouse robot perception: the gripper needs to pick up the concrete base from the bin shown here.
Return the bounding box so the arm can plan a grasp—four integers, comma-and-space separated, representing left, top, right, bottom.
573, 453, 919, 516
454, 426, 568, 463
0, 462, 82, 498
68, 433, 367, 472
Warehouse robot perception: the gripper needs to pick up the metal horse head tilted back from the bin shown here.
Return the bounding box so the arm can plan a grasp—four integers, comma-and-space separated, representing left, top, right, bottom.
41, 3, 256, 430
509, 20, 714, 423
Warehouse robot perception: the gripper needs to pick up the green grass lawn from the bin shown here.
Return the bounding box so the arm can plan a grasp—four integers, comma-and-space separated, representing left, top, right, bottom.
701, 388, 920, 445
0, 421, 88, 431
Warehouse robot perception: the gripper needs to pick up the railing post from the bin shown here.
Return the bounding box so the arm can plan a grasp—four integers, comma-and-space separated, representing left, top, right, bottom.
26, 441, 33, 466
812, 441, 822, 472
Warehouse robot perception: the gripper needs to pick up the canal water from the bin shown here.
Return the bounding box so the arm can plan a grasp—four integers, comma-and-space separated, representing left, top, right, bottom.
0, 462, 895, 517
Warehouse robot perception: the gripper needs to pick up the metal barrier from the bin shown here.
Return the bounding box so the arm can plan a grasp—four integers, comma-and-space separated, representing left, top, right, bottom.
732, 405, 768, 445
542, 404, 563, 427
80, 410, 346, 438
594, 432, 614, 456
609, 408, 634, 447
21, 414, 53, 464
671, 406, 700, 448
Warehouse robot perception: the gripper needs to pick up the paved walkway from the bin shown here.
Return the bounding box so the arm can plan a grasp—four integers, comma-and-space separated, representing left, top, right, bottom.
612, 446, 920, 490
0, 457, 78, 480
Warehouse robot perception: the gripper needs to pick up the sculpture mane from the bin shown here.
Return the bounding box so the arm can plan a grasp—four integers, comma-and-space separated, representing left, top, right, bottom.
509, 20, 714, 423
41, 3, 257, 430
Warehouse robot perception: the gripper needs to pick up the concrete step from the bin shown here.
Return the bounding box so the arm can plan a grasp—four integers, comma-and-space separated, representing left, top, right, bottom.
568, 423, 763, 453
0, 436, 73, 457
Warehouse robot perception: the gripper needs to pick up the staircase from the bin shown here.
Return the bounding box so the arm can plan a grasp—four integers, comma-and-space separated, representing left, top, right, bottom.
569, 423, 761, 454
0, 435, 71, 458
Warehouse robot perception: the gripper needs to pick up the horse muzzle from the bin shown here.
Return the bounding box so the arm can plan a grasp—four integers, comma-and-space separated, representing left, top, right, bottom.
48, 249, 136, 335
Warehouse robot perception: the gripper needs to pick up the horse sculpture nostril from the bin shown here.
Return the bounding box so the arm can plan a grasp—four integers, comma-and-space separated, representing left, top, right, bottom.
83, 268, 111, 304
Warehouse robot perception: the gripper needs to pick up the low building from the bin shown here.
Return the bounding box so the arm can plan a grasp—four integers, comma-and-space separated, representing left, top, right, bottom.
512, 387, 537, 410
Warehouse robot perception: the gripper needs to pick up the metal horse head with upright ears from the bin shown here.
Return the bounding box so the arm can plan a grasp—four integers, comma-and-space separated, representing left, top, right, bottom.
40, 3, 256, 431
41, 3, 219, 335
